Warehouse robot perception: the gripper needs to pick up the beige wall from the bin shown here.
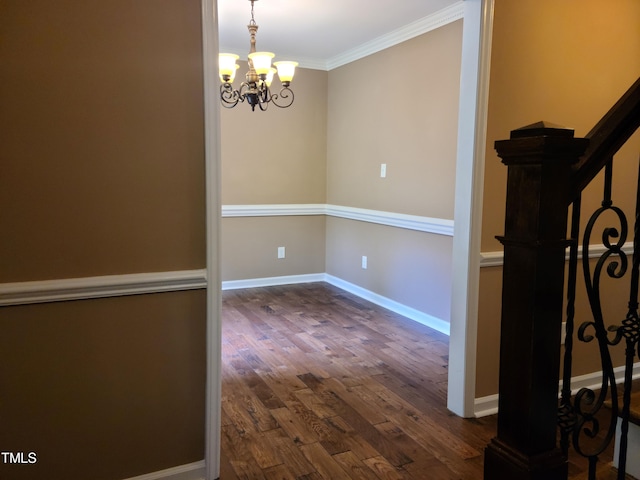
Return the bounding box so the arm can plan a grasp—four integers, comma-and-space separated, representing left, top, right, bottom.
0, 1, 207, 478
221, 64, 328, 205
222, 216, 326, 281
476, 0, 640, 398
326, 217, 453, 320
220, 65, 329, 283
221, 21, 463, 329
324, 21, 462, 322
327, 21, 462, 219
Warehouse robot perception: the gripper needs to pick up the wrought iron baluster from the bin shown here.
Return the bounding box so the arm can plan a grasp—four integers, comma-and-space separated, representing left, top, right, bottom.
560, 196, 581, 456
572, 159, 627, 479
614, 157, 640, 479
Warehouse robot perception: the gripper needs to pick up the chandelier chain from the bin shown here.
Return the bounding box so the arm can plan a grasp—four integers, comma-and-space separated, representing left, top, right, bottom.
218, 0, 297, 111
249, 0, 257, 26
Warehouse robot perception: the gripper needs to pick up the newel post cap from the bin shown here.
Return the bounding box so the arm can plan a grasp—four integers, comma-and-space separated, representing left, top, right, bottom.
509, 120, 575, 139
495, 121, 589, 166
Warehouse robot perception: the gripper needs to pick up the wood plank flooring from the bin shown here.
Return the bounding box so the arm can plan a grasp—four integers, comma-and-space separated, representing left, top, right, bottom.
219, 282, 618, 479
220, 282, 495, 479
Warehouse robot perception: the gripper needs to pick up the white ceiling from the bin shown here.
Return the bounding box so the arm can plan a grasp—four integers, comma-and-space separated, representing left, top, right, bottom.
217, 0, 461, 70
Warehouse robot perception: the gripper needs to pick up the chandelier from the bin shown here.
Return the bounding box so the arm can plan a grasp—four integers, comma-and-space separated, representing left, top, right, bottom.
218, 0, 298, 111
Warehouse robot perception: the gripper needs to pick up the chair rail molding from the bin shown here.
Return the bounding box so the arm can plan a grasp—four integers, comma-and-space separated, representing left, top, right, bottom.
0, 270, 207, 306
479, 242, 635, 267
222, 203, 454, 236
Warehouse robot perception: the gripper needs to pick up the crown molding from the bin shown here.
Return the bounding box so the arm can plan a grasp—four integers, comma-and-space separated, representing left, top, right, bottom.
326, 1, 464, 70
220, 1, 465, 71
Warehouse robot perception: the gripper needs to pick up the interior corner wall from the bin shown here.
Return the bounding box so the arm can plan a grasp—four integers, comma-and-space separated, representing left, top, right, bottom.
219, 21, 464, 327
0, 1, 207, 478
475, 0, 640, 398
220, 65, 328, 281
325, 20, 463, 323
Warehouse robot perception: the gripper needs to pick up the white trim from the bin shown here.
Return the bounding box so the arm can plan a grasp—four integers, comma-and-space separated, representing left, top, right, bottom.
222, 203, 454, 236
324, 274, 450, 336
201, 0, 221, 479
222, 273, 326, 290
121, 460, 205, 480
222, 204, 326, 217
325, 205, 454, 236
479, 250, 504, 268
479, 242, 636, 268
326, 2, 465, 70
473, 394, 500, 418
447, 0, 494, 418
222, 273, 450, 335
474, 362, 640, 418
221, 3, 464, 71
0, 270, 207, 306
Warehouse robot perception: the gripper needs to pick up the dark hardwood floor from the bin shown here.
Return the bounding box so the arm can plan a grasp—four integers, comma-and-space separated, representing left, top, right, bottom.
219, 282, 619, 479
220, 282, 495, 479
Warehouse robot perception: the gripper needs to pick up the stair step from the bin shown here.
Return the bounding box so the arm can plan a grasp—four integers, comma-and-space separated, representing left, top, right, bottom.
572, 464, 637, 480
604, 391, 640, 425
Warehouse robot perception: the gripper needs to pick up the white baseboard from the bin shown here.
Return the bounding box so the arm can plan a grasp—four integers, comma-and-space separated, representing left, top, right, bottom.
474, 362, 640, 418
121, 460, 205, 480
221, 273, 450, 336
324, 274, 450, 336
221, 273, 326, 290
473, 393, 500, 418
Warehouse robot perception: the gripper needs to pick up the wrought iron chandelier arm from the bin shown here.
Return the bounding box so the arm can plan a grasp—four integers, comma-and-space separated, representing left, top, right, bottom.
220, 83, 241, 108
217, 0, 296, 111
271, 86, 295, 109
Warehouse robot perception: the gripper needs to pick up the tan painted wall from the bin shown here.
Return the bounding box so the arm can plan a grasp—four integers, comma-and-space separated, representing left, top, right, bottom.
0, 1, 207, 477
323, 21, 462, 322
222, 216, 326, 281
0, 292, 206, 480
475, 0, 640, 398
221, 64, 327, 205
221, 22, 463, 320
220, 65, 328, 282
326, 217, 453, 321
327, 21, 462, 219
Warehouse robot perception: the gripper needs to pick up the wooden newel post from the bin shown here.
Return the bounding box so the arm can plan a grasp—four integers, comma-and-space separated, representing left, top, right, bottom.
484, 122, 589, 480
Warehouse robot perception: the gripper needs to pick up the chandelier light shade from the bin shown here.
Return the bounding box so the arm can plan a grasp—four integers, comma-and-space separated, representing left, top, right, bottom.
219, 0, 298, 111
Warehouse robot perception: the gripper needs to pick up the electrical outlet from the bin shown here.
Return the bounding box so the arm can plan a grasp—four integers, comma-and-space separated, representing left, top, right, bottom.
362, 255, 368, 269
380, 163, 387, 178
278, 246, 285, 259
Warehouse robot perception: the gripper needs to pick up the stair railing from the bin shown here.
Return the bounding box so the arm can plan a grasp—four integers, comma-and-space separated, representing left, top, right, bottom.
484, 76, 640, 480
